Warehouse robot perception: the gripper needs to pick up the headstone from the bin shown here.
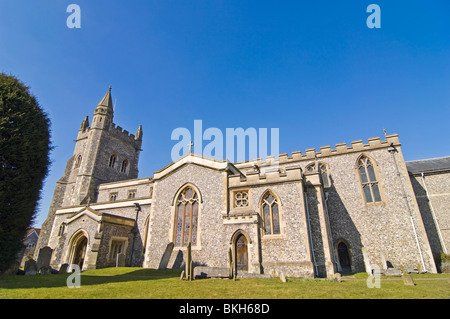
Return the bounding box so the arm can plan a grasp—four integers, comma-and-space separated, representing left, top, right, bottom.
185, 242, 193, 281
193, 266, 230, 279
228, 246, 233, 279
380, 252, 388, 270
402, 273, 415, 286
158, 242, 174, 270
404, 268, 419, 274
36, 246, 53, 271
39, 265, 53, 275
333, 273, 342, 282
362, 248, 372, 275
116, 252, 126, 267
59, 263, 69, 273
24, 259, 38, 276
279, 272, 287, 283
385, 268, 402, 277
440, 262, 450, 273
180, 270, 185, 280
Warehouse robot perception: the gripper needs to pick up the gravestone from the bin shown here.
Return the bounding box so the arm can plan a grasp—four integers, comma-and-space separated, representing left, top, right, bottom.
39, 265, 53, 275
228, 246, 233, 279
36, 246, 53, 271
193, 266, 230, 279
279, 272, 287, 283
158, 242, 174, 270
362, 248, 372, 275
59, 263, 69, 274
380, 252, 388, 270
402, 273, 415, 286
385, 268, 402, 276
116, 252, 126, 267
24, 259, 38, 276
185, 242, 193, 281
332, 273, 342, 282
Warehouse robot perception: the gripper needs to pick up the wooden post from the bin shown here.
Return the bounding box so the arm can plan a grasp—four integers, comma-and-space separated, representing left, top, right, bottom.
228, 246, 233, 279
185, 242, 192, 281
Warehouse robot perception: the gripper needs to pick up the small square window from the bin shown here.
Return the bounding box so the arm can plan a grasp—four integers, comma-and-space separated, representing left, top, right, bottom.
234, 191, 249, 207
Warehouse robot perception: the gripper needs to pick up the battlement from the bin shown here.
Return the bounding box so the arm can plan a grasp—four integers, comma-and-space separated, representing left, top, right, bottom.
108, 122, 141, 145
234, 134, 400, 169
229, 165, 303, 188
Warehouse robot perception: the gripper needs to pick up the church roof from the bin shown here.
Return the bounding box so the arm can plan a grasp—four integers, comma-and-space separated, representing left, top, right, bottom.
97, 86, 113, 108
406, 156, 450, 174
153, 152, 242, 180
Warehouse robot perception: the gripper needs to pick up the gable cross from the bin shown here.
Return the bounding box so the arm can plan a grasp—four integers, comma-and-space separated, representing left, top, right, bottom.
188, 141, 194, 153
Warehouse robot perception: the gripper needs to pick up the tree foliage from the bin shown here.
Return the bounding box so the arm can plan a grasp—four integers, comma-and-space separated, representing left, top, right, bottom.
0, 73, 51, 273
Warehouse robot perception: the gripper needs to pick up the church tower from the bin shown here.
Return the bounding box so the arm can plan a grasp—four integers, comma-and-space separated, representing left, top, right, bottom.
36, 87, 143, 252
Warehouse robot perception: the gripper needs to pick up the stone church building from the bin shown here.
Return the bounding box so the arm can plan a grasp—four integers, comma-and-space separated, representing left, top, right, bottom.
35, 88, 449, 278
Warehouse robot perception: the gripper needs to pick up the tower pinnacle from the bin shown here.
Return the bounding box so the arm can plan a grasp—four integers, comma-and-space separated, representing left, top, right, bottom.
97, 86, 113, 108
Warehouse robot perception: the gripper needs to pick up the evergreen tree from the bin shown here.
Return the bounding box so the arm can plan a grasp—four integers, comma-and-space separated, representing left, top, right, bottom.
0, 74, 51, 273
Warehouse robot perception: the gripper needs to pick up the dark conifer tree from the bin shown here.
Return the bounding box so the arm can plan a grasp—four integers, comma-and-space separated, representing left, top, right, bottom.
0, 73, 51, 273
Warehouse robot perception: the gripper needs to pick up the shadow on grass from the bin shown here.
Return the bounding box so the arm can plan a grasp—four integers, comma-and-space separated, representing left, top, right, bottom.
0, 268, 183, 289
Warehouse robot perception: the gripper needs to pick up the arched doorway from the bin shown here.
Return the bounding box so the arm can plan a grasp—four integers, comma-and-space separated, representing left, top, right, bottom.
68, 231, 88, 270
235, 234, 248, 272
73, 236, 87, 269
337, 241, 352, 273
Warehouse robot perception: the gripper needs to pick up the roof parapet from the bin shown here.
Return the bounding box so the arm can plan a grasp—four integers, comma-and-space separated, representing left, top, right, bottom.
233, 134, 401, 169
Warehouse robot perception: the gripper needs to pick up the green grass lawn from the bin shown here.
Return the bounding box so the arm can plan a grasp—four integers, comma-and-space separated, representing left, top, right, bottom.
0, 267, 449, 299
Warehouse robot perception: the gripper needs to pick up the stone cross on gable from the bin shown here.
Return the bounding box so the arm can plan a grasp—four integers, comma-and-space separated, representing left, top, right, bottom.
188, 141, 194, 153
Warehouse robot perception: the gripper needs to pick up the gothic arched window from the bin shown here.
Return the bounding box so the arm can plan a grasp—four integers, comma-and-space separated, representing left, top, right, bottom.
261, 192, 280, 235
174, 186, 199, 247
109, 154, 117, 168
357, 155, 381, 203
306, 163, 330, 188
121, 159, 128, 173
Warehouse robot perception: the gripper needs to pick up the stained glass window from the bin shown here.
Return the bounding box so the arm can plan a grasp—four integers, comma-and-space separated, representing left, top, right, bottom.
358, 156, 381, 203
174, 186, 199, 246
262, 192, 280, 235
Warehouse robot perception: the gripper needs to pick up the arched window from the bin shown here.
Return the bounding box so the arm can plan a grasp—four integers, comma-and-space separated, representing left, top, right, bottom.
109, 154, 117, 168
121, 159, 128, 173
174, 186, 199, 247
358, 155, 381, 203
75, 155, 82, 168
305, 163, 315, 173
306, 163, 330, 188
261, 192, 280, 235
337, 241, 352, 273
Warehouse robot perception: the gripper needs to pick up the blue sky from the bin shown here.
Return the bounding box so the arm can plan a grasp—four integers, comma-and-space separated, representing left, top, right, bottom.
0, 1, 449, 228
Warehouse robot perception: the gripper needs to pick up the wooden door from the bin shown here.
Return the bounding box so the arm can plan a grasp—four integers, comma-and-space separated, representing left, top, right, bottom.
235, 234, 248, 271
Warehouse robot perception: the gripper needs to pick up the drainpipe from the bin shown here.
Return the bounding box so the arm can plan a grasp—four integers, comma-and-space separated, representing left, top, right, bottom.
421, 172, 448, 254
388, 144, 426, 272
